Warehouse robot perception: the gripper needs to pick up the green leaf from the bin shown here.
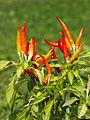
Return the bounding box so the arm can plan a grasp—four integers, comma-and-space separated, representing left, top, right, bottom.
31, 92, 49, 105
0, 60, 10, 71
67, 70, 74, 85
72, 69, 79, 78
16, 66, 23, 78
44, 100, 54, 120
6, 75, 16, 103
78, 103, 87, 118
80, 52, 90, 58
62, 97, 78, 107
23, 61, 28, 69
79, 67, 90, 74
33, 68, 44, 85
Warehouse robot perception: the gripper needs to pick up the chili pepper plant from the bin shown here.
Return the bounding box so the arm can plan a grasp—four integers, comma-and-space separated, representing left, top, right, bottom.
0, 17, 90, 120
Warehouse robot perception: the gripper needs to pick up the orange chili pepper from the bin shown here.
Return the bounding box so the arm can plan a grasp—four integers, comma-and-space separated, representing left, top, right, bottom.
69, 41, 85, 63
21, 21, 26, 53
16, 24, 21, 53
75, 28, 84, 49
59, 32, 72, 49
25, 40, 29, 56
62, 29, 69, 59
56, 16, 74, 46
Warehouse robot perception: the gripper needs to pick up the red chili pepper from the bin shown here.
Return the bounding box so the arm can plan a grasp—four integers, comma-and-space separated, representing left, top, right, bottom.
31, 36, 35, 61
58, 38, 63, 53
23, 69, 39, 81
69, 41, 85, 63
21, 21, 26, 53
38, 54, 51, 83
16, 24, 21, 53
25, 40, 29, 56
62, 29, 69, 59
44, 39, 59, 47
75, 28, 84, 49
56, 16, 74, 46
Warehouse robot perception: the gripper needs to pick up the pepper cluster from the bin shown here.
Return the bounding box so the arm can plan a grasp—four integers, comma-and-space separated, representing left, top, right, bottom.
16, 17, 85, 84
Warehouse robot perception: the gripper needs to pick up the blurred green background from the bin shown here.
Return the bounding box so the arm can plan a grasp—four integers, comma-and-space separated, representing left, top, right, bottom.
0, 0, 90, 119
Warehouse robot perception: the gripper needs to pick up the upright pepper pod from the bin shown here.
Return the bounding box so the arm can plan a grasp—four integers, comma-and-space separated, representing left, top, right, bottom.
16, 24, 21, 56
62, 29, 69, 60
58, 39, 63, 53
21, 21, 26, 53
38, 54, 51, 83
75, 28, 84, 50
69, 41, 85, 63
56, 16, 75, 50
59, 32, 72, 50
31, 36, 35, 61
25, 40, 29, 56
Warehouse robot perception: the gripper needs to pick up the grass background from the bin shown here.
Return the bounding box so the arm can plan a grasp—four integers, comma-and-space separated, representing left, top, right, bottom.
0, 0, 90, 119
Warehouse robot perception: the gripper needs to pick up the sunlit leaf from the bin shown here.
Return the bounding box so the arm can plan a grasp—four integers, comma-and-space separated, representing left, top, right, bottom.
67, 70, 74, 85
0, 60, 11, 71
16, 66, 23, 78
62, 97, 78, 107
78, 103, 87, 118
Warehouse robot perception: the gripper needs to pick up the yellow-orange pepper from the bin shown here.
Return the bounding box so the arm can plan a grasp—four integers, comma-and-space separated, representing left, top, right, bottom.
16, 24, 21, 53
36, 49, 53, 67
75, 28, 83, 49
69, 42, 85, 63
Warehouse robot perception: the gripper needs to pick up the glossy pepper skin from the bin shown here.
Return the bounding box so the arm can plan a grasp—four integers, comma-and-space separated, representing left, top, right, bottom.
75, 28, 84, 49
23, 69, 39, 81
36, 49, 53, 67
44, 39, 59, 47
62, 29, 69, 59
58, 39, 63, 53
31, 36, 35, 61
38, 54, 51, 83
21, 21, 26, 53
16, 24, 21, 53
56, 16, 74, 47
69, 41, 85, 63
25, 40, 29, 56
59, 32, 72, 50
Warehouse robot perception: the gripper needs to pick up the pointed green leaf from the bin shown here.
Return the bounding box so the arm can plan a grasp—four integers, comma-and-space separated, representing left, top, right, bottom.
67, 70, 74, 85
78, 103, 87, 118
62, 97, 78, 107
16, 66, 23, 78
0, 60, 10, 71
44, 100, 54, 120
6, 75, 16, 103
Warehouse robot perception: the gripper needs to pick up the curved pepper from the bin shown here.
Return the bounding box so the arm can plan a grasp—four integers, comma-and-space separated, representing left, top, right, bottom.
69, 41, 85, 63
75, 28, 84, 50
16, 24, 21, 53
23, 69, 39, 81
62, 29, 69, 59
56, 16, 74, 47
36, 49, 53, 67
44, 39, 59, 47
21, 21, 26, 53
38, 54, 51, 83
